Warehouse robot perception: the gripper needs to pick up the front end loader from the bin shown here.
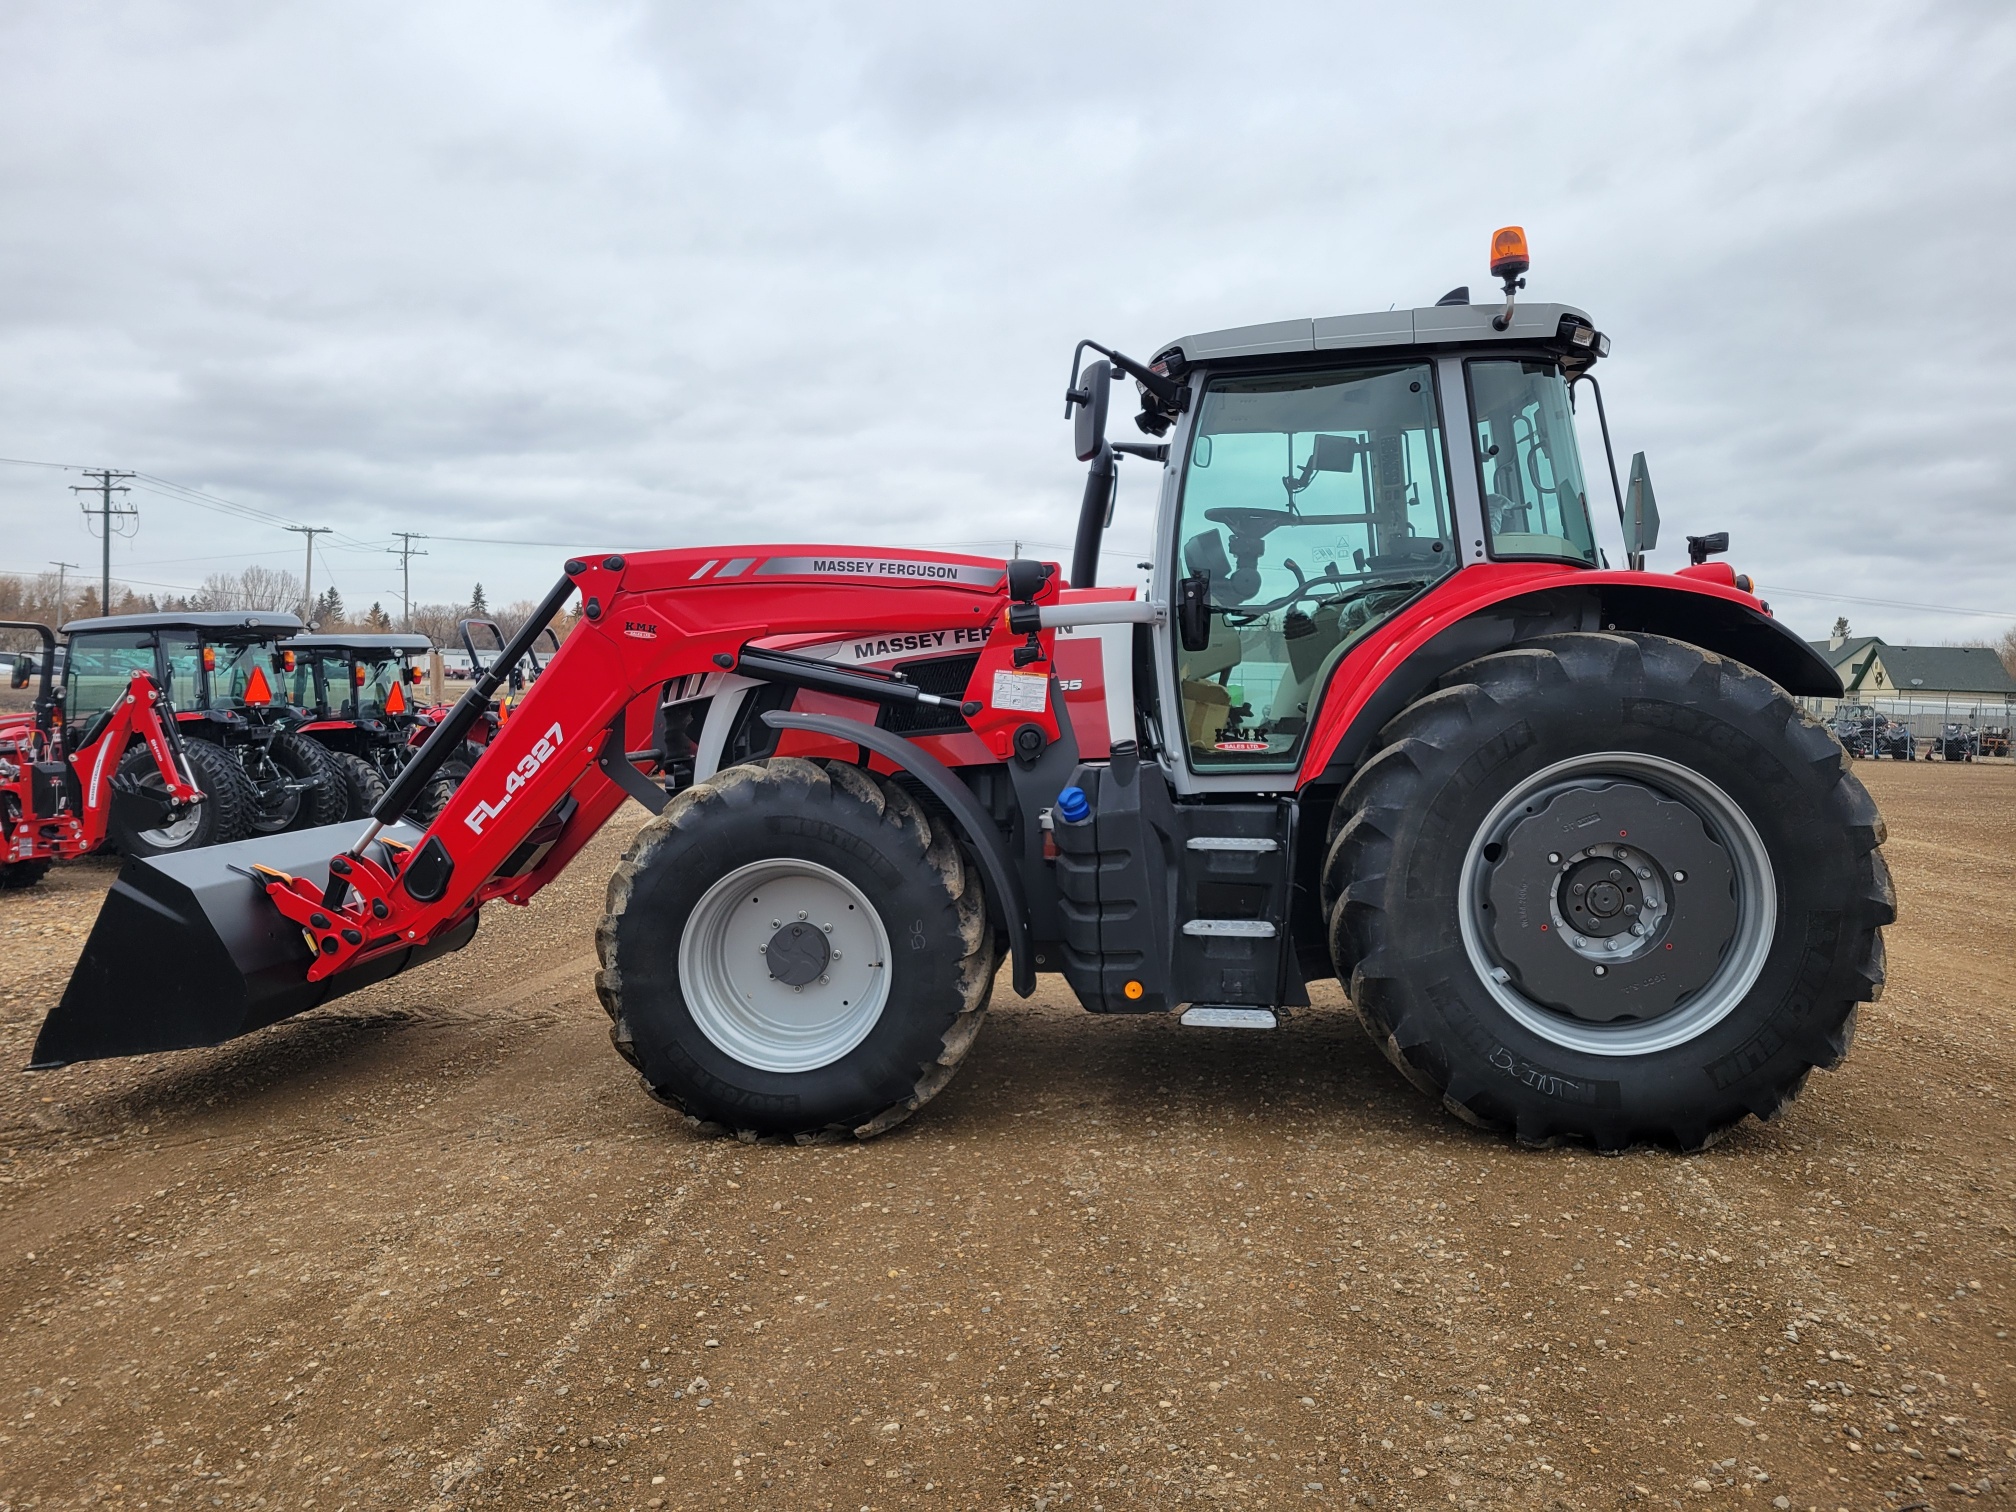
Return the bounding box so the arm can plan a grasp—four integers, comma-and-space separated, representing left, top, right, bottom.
37, 232, 1893, 1152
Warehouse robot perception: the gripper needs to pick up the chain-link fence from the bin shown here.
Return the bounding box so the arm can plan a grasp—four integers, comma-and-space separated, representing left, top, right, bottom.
1801, 694, 2015, 758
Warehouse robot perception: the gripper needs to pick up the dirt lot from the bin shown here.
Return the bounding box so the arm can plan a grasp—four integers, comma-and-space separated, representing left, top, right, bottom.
1, 760, 2011, 1511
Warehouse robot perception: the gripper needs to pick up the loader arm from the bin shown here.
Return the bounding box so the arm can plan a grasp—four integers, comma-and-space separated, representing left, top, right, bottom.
249, 548, 1059, 989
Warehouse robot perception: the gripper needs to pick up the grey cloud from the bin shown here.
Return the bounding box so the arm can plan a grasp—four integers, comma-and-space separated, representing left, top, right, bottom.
0, 0, 2009, 640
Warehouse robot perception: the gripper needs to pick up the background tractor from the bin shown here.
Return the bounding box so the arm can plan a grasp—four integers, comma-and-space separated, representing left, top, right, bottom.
0, 619, 205, 886
283, 632, 461, 820
58, 611, 345, 856
40, 232, 1893, 1154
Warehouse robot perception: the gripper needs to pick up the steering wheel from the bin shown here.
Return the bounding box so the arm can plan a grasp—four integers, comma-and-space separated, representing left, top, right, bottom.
1204, 507, 1298, 539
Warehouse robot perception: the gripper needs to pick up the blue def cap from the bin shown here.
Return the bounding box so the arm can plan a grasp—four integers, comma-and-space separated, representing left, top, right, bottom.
1054, 785, 1091, 824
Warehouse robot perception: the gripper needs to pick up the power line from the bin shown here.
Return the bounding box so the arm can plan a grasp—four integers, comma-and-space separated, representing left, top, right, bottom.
49, 561, 78, 623
284, 525, 333, 625
1762, 585, 2011, 620
72, 470, 137, 614
389, 532, 428, 631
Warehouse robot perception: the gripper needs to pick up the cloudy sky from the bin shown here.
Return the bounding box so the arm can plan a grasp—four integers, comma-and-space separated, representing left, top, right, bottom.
1, 0, 2010, 644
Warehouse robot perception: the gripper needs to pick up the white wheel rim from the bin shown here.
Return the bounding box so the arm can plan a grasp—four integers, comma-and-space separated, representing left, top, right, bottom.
130, 766, 205, 848
679, 858, 891, 1074
137, 802, 204, 847
1456, 751, 1777, 1058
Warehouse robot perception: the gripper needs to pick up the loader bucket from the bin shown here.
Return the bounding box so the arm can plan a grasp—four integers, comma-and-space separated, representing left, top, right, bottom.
30, 822, 479, 1068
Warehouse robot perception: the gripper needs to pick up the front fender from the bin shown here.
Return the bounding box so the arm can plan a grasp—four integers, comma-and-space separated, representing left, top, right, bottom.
760, 709, 1035, 998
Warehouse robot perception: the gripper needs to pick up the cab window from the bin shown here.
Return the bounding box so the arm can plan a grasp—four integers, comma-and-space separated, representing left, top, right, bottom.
63, 632, 155, 721
1470, 359, 1597, 564
1174, 362, 1455, 768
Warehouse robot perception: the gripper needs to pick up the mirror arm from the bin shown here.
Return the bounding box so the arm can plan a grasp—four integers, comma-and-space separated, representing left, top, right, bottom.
1068, 338, 1186, 413
1070, 443, 1118, 589
1575, 374, 1629, 565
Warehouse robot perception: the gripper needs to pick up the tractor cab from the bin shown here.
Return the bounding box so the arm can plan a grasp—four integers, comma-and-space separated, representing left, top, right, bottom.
60, 611, 308, 739
1066, 235, 1626, 786
282, 633, 433, 727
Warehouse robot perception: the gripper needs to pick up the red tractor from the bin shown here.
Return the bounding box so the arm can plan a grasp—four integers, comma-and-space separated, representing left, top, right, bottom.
0, 621, 208, 887
38, 235, 1893, 1152
53, 610, 351, 857
282, 632, 462, 821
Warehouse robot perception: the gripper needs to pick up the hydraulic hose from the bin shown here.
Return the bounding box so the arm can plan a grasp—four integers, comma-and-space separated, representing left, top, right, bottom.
366, 573, 579, 833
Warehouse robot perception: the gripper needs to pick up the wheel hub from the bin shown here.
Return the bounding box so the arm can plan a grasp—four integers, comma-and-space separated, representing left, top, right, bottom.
764, 920, 832, 986
1483, 778, 1737, 1024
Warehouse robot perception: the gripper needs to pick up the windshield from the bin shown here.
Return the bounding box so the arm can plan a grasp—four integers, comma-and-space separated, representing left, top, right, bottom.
1174, 362, 1455, 768
161, 634, 285, 711
290, 651, 411, 718
64, 632, 155, 721
1470, 359, 1597, 564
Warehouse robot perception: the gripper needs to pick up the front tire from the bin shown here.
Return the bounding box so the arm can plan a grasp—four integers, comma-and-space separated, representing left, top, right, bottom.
596, 757, 996, 1141
1323, 632, 1893, 1152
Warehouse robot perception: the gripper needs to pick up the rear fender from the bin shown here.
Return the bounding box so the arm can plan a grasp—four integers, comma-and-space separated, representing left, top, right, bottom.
1301, 575, 1839, 787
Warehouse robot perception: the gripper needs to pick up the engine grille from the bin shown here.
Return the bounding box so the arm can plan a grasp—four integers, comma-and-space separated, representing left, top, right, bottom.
878, 652, 980, 735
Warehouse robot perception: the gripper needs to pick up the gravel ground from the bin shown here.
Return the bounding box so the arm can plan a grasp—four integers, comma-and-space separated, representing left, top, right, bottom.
0, 759, 2010, 1511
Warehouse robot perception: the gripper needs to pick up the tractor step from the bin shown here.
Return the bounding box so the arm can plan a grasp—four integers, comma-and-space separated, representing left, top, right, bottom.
1180, 1005, 1278, 1029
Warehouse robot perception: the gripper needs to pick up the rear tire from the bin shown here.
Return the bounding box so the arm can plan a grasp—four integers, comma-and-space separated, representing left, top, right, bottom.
408, 740, 484, 824
328, 751, 388, 822
1322, 632, 1893, 1152
110, 739, 257, 857
597, 757, 996, 1142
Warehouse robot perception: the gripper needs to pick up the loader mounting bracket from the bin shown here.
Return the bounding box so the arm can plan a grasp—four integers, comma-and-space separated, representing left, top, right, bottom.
761, 710, 1035, 997
597, 716, 670, 815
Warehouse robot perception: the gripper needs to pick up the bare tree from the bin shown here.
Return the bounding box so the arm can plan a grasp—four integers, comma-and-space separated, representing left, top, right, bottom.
192, 566, 305, 614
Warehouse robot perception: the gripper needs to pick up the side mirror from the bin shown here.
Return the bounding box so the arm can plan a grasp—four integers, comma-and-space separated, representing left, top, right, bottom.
1070, 360, 1111, 463
10, 656, 33, 690
1178, 573, 1213, 652
1623, 451, 1659, 570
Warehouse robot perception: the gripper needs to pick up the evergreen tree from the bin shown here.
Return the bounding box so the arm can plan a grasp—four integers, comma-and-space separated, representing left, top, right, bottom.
470, 582, 489, 617
1831, 616, 1851, 640
366, 601, 393, 631
318, 586, 346, 627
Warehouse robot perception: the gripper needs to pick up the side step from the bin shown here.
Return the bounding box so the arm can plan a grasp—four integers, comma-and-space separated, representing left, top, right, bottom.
1179, 1005, 1278, 1030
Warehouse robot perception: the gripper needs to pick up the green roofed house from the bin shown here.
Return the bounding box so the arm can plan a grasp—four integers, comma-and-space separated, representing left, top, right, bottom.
1805, 634, 2016, 747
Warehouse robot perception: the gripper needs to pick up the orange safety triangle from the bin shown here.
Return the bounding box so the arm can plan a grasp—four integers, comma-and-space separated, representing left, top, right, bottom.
384, 679, 407, 715
243, 664, 273, 705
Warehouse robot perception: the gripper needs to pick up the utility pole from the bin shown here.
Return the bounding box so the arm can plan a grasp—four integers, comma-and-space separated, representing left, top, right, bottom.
49, 561, 78, 624
388, 532, 428, 631
71, 470, 136, 616
285, 525, 333, 625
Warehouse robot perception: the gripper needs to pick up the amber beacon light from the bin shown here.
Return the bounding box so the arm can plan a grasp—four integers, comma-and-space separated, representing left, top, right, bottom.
1489, 225, 1531, 330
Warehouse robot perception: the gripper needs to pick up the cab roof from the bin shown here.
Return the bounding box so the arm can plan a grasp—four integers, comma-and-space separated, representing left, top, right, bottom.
61, 611, 304, 639
1157, 299, 1597, 368
284, 633, 432, 654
